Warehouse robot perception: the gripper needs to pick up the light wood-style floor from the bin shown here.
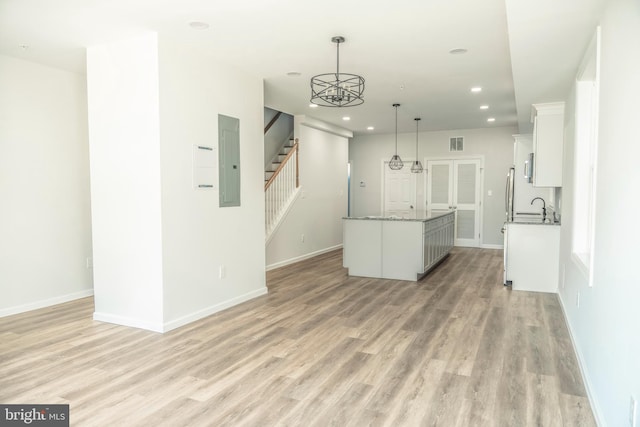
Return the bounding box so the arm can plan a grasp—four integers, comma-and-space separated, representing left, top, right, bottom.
0, 248, 595, 426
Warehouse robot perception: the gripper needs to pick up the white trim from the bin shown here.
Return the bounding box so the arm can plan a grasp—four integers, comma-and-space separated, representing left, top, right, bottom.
162, 287, 268, 332
266, 186, 303, 244
481, 244, 503, 250
266, 244, 342, 271
556, 293, 604, 427
93, 312, 164, 333
93, 286, 269, 333
296, 115, 353, 139
0, 288, 94, 318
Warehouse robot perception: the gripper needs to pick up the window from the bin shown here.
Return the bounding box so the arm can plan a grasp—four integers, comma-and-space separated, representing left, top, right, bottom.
572, 27, 600, 286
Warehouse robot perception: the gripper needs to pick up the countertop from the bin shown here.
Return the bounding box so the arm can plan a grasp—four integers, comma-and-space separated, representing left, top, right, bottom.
508, 215, 561, 226
344, 210, 454, 222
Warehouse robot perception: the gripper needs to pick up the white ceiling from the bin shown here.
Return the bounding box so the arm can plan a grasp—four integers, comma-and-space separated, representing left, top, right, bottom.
0, 0, 605, 135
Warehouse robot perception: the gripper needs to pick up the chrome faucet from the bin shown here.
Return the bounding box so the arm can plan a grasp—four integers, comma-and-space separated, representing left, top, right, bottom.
531, 197, 546, 222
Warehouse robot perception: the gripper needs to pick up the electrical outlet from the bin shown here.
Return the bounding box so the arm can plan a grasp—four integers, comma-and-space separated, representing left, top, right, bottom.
301, 234, 305, 243
576, 291, 580, 308
630, 396, 637, 426
562, 265, 566, 289
86, 257, 93, 269
219, 265, 225, 279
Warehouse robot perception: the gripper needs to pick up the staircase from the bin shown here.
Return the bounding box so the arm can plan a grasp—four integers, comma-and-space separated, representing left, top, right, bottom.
265, 138, 300, 241
265, 139, 295, 184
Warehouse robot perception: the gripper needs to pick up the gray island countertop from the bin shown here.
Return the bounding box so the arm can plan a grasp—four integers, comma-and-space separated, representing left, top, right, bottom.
343, 210, 454, 222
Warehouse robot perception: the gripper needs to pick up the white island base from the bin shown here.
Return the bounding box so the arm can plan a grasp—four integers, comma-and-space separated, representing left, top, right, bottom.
343, 211, 455, 281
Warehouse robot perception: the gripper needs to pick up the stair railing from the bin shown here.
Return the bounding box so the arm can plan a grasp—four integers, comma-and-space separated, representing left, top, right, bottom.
265, 139, 299, 236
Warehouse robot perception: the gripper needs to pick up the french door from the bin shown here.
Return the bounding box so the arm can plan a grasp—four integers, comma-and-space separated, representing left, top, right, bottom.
426, 159, 481, 247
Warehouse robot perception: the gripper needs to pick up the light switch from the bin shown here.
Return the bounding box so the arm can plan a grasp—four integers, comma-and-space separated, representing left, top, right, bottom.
488, 190, 493, 196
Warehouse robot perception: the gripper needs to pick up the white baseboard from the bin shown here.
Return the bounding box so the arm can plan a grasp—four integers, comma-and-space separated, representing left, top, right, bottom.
0, 288, 94, 318
93, 312, 164, 333
481, 243, 504, 250
94, 287, 269, 333
162, 287, 268, 332
266, 244, 343, 271
556, 293, 604, 427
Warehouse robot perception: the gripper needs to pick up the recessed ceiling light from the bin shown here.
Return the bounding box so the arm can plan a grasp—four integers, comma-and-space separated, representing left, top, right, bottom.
480, 105, 489, 110
309, 103, 318, 108
286, 71, 301, 77
367, 126, 374, 131
487, 117, 496, 122
471, 87, 482, 93
449, 48, 468, 55
343, 116, 351, 121
188, 21, 210, 30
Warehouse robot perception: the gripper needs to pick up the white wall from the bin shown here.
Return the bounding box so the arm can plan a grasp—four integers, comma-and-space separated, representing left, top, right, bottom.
266, 118, 349, 268
87, 33, 267, 332
558, 1, 640, 425
157, 38, 266, 328
87, 34, 165, 331
0, 55, 93, 316
349, 126, 515, 246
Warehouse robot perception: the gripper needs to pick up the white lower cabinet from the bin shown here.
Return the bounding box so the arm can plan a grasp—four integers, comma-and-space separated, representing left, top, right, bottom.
506, 223, 560, 293
343, 212, 455, 281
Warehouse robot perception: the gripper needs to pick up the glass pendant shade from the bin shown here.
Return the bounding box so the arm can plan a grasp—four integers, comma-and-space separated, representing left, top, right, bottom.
388, 103, 403, 170
411, 117, 424, 173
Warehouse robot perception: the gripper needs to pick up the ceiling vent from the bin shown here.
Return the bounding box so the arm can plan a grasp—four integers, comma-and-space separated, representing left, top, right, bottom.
450, 136, 464, 152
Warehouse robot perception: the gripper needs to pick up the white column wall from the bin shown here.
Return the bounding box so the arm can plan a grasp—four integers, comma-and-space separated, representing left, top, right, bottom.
86, 34, 165, 331
157, 39, 266, 328
0, 55, 93, 316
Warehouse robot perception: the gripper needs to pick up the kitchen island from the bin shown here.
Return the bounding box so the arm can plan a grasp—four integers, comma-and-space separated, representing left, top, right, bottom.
343, 211, 455, 281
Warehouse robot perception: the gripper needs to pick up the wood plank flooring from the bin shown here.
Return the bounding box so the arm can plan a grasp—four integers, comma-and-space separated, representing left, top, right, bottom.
0, 247, 596, 426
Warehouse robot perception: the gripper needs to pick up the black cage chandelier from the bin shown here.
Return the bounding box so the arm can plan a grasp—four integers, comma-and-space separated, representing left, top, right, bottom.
310, 36, 365, 107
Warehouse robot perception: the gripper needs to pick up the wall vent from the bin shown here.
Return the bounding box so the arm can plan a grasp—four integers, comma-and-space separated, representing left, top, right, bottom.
450, 137, 464, 152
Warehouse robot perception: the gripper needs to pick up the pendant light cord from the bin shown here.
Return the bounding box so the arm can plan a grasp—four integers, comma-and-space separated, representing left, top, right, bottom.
415, 119, 419, 158
395, 105, 398, 154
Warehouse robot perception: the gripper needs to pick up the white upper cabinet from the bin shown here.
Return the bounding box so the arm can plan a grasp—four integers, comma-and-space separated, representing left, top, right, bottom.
531, 102, 565, 187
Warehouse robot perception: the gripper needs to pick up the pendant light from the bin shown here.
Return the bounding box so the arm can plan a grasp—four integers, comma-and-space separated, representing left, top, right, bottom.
410, 118, 424, 173
310, 36, 365, 107
388, 103, 404, 170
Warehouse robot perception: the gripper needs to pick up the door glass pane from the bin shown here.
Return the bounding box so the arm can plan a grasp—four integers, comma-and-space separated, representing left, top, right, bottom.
457, 210, 475, 239
456, 163, 476, 204
431, 164, 450, 204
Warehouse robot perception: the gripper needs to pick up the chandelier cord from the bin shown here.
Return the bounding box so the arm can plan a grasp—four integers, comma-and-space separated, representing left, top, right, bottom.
336, 40, 340, 78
